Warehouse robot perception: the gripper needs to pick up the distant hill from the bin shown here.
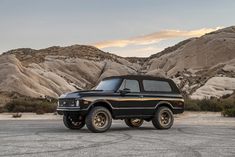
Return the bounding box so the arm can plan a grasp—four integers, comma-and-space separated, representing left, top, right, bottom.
0, 45, 139, 98
145, 26, 235, 75
0, 26, 235, 101
144, 26, 235, 99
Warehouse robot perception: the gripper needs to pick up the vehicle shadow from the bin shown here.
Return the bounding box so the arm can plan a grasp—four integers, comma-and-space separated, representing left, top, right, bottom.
62, 126, 160, 133
34, 125, 180, 135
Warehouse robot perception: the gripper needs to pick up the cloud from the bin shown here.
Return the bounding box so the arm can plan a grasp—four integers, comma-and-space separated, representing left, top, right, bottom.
93, 27, 223, 49
124, 46, 164, 57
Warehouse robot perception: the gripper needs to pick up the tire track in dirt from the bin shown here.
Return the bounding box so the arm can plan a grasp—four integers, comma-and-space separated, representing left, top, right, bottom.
0, 131, 132, 157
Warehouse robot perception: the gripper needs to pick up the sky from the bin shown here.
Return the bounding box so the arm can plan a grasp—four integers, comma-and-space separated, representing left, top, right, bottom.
0, 0, 234, 57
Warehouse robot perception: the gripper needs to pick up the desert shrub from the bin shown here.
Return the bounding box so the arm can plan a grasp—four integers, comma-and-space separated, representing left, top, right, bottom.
185, 98, 235, 117
5, 101, 16, 112
35, 109, 45, 115
220, 99, 235, 117
184, 99, 201, 111
197, 99, 222, 112
222, 108, 235, 117
35, 101, 56, 113
220, 99, 235, 109
41, 101, 56, 113
12, 105, 26, 112
24, 106, 35, 112
5, 99, 32, 112
185, 98, 224, 112
4, 98, 57, 113
0, 106, 4, 113
12, 113, 22, 118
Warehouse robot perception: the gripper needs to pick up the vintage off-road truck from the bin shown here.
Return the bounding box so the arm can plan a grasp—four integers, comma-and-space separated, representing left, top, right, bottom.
57, 75, 184, 133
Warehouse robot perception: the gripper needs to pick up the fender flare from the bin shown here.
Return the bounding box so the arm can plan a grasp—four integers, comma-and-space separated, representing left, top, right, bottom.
155, 101, 174, 110
87, 99, 113, 110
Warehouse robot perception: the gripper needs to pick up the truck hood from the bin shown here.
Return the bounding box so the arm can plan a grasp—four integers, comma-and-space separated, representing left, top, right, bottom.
59, 90, 114, 99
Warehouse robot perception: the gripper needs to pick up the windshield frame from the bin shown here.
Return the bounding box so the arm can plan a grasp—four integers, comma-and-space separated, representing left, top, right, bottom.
95, 78, 122, 91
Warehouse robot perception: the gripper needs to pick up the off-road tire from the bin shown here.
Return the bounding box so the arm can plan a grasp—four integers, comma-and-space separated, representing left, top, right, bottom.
85, 106, 112, 133
63, 115, 85, 130
152, 106, 174, 129
124, 118, 144, 128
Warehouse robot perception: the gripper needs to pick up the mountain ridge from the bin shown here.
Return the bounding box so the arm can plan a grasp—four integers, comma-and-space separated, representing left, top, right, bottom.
0, 26, 235, 101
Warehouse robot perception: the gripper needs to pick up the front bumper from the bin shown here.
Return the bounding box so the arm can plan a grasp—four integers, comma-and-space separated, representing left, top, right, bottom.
57, 107, 89, 115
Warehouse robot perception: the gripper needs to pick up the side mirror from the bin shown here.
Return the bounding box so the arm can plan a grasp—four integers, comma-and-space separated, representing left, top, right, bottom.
119, 88, 131, 95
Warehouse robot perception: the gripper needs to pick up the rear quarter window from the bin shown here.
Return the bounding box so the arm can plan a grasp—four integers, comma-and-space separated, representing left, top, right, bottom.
143, 80, 172, 92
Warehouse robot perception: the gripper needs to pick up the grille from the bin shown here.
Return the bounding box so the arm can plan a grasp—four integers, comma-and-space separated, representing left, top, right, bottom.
58, 99, 76, 107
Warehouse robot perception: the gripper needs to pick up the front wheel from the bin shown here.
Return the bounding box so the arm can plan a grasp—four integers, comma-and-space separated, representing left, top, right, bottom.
85, 106, 112, 133
124, 118, 144, 128
152, 107, 174, 129
63, 115, 85, 130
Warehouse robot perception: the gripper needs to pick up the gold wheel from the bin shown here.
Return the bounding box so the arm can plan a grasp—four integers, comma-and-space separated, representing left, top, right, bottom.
130, 119, 143, 127
125, 118, 143, 128
86, 106, 112, 133
159, 111, 171, 126
94, 112, 108, 128
63, 115, 85, 130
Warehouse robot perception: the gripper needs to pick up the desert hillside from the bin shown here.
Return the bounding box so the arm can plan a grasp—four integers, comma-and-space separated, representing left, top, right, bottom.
0, 26, 235, 101
144, 26, 235, 99
0, 45, 139, 98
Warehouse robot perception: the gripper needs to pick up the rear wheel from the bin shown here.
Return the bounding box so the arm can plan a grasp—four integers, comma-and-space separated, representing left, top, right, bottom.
124, 118, 143, 128
63, 115, 85, 130
152, 106, 174, 129
85, 106, 112, 133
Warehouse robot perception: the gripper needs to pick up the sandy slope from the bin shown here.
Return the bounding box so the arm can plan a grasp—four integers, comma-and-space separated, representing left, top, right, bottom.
0, 47, 137, 98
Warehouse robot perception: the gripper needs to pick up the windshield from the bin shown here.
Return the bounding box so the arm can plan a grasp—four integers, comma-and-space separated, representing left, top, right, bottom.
95, 78, 121, 91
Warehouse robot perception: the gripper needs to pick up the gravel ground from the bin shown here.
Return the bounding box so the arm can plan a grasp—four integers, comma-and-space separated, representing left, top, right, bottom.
0, 112, 234, 157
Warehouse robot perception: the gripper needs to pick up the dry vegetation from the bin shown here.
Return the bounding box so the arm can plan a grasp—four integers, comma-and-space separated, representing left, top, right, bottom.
185, 98, 235, 117
3, 97, 57, 114
1, 96, 235, 117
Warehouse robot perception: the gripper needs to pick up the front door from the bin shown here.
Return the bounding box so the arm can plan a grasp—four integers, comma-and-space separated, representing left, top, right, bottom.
111, 79, 146, 116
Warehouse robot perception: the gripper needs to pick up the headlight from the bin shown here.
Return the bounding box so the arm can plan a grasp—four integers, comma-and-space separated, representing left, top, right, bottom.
75, 100, 80, 107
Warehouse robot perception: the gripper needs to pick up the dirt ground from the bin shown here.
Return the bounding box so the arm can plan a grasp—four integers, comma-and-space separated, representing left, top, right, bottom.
0, 112, 234, 157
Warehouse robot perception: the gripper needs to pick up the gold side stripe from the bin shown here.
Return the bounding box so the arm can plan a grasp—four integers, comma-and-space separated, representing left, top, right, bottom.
106, 98, 184, 102
83, 97, 184, 102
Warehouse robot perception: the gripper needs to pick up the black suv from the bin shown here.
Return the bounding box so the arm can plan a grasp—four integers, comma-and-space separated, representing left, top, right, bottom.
57, 75, 184, 133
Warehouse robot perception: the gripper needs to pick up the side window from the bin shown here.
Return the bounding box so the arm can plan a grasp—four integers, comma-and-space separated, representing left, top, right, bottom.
119, 79, 140, 92
143, 80, 172, 92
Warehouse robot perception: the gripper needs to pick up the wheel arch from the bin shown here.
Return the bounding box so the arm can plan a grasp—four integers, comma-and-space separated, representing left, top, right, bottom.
88, 100, 113, 116
155, 101, 174, 111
